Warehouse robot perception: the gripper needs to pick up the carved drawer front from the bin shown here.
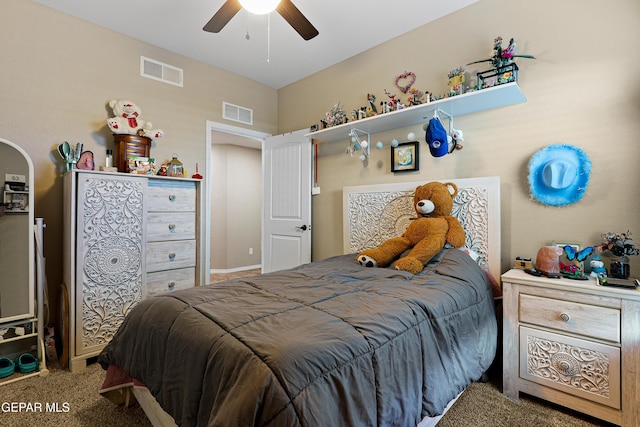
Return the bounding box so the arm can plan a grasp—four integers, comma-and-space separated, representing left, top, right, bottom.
146, 240, 196, 272
519, 294, 620, 343
520, 326, 621, 409
76, 174, 145, 355
146, 267, 195, 296
146, 212, 196, 241
147, 180, 196, 212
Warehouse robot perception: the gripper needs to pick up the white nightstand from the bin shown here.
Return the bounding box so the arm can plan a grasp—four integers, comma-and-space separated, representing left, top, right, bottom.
501, 269, 640, 426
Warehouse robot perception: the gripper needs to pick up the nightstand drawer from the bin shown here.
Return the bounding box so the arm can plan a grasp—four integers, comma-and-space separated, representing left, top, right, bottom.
519, 294, 620, 343
520, 326, 620, 409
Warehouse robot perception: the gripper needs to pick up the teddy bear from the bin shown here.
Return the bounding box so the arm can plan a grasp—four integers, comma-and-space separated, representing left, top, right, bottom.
357, 181, 466, 274
106, 100, 164, 139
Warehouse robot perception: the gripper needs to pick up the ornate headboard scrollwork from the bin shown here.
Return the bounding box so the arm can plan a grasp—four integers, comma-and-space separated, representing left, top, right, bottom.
343, 176, 501, 282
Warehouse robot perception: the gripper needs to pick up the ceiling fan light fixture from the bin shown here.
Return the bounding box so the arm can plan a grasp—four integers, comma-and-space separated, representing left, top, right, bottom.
239, 0, 281, 15
203, 0, 318, 41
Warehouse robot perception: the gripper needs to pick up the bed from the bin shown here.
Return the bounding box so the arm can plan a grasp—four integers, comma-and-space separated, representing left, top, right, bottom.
98, 176, 501, 427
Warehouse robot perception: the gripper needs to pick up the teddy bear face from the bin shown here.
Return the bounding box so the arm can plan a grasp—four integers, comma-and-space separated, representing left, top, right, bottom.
413, 182, 458, 218
110, 100, 141, 118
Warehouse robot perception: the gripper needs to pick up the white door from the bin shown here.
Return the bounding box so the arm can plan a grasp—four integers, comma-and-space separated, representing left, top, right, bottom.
262, 130, 312, 273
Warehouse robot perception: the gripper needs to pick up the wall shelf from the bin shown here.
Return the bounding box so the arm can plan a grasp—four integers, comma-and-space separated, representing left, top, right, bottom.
306, 82, 526, 143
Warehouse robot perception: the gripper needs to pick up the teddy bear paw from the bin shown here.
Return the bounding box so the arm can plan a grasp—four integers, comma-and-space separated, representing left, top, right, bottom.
357, 255, 377, 268
394, 257, 423, 274
107, 119, 120, 131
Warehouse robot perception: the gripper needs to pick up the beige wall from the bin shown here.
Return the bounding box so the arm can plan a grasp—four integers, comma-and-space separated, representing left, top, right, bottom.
210, 144, 262, 270
2, 0, 640, 325
0, 0, 277, 315
278, 0, 640, 275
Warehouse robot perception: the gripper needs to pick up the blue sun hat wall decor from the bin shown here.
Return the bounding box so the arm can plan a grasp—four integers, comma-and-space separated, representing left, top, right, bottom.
528, 144, 592, 206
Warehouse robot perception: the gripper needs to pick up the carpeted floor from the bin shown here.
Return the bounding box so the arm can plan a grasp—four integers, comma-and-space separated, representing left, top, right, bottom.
0, 360, 151, 427
0, 359, 613, 427
435, 379, 611, 427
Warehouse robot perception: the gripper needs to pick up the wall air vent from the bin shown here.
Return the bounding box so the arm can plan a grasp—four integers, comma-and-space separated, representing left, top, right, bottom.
140, 56, 183, 87
223, 102, 253, 125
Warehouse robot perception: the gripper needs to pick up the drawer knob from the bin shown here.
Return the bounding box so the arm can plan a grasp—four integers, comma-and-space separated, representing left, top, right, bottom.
556, 359, 580, 375
168, 252, 176, 259
169, 194, 176, 201
559, 313, 571, 322
551, 352, 580, 376
168, 224, 176, 230
168, 281, 176, 290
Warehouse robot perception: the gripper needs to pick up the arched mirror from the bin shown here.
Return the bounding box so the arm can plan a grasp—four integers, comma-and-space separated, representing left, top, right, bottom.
0, 137, 34, 322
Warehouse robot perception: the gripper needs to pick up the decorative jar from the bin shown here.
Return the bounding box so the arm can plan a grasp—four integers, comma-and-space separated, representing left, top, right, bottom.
168, 154, 183, 177
609, 255, 630, 279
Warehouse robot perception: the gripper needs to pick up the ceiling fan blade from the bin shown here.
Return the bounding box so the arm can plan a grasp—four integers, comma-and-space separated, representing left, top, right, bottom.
276, 0, 319, 40
203, 0, 242, 33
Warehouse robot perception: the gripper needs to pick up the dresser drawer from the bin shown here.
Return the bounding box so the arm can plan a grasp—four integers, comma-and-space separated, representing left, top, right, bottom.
146, 267, 195, 296
146, 240, 196, 272
146, 212, 196, 241
519, 294, 620, 343
148, 180, 196, 212
519, 326, 620, 409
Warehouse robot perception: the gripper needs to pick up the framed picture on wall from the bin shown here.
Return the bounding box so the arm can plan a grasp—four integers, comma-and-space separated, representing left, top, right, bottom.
552, 241, 581, 252
391, 141, 419, 173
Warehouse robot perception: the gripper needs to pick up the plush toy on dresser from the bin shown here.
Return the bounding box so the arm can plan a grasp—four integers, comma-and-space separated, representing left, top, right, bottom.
357, 181, 466, 274
589, 256, 606, 278
106, 100, 164, 139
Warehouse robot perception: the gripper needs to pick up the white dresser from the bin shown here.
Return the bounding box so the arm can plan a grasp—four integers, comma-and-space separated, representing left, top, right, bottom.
62, 170, 202, 372
502, 269, 640, 426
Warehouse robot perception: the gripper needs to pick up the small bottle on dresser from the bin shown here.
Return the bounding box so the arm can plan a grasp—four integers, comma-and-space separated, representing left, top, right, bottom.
100, 149, 117, 172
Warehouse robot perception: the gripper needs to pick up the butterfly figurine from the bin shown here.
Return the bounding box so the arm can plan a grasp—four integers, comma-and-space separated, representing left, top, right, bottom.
563, 245, 594, 262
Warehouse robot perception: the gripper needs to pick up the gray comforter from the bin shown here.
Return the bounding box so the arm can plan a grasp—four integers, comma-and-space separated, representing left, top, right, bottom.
98, 249, 497, 426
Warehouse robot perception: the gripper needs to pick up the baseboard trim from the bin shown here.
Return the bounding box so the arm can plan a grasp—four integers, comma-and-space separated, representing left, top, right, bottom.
210, 264, 261, 274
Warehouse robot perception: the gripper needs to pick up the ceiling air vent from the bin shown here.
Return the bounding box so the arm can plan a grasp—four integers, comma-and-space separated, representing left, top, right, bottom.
140, 56, 183, 87
223, 102, 253, 125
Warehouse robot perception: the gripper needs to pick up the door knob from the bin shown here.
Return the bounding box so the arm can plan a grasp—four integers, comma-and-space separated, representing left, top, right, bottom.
296, 225, 308, 231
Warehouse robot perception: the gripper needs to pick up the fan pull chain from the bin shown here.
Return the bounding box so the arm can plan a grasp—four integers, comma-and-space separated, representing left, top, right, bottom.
267, 13, 271, 63
245, 12, 250, 40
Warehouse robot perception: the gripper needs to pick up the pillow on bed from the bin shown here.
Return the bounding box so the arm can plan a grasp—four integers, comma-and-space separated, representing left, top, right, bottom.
379, 247, 501, 297
387, 247, 448, 271
457, 247, 481, 264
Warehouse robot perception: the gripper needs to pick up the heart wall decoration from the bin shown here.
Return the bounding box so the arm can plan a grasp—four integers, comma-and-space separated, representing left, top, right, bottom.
395, 71, 416, 93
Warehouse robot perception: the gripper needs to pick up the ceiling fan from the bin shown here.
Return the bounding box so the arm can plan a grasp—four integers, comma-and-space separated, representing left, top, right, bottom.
203, 0, 319, 41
